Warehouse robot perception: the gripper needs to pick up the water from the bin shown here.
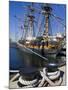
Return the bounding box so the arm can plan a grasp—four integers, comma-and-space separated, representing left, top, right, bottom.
10, 46, 66, 71
10, 47, 26, 70
10, 47, 46, 70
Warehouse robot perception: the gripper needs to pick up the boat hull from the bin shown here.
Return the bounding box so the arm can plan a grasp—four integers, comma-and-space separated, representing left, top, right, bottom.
17, 42, 65, 70
17, 42, 48, 69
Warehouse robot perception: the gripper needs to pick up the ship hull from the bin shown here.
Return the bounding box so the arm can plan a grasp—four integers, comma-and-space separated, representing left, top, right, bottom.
17, 42, 62, 68
17, 42, 58, 57
17, 42, 48, 68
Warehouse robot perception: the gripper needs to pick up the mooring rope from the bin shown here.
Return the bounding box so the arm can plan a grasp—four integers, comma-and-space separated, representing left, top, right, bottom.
17, 68, 63, 87
10, 73, 20, 82
19, 76, 38, 85
39, 68, 63, 86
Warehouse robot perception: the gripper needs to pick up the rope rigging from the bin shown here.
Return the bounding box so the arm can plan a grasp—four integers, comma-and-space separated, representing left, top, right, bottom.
36, 15, 45, 37
14, 4, 66, 39
10, 67, 63, 87
51, 13, 66, 28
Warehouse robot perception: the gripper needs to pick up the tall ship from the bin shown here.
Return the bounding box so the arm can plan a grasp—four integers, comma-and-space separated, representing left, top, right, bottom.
17, 3, 66, 69
9, 2, 66, 88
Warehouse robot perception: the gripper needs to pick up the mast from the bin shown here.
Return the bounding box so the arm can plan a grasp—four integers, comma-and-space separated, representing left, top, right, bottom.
42, 4, 52, 38
28, 15, 35, 39
27, 3, 35, 40
24, 15, 28, 40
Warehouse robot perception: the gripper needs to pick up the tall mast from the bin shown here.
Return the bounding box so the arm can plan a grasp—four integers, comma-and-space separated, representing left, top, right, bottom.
28, 15, 35, 38
42, 4, 52, 38
27, 3, 35, 40
24, 15, 28, 40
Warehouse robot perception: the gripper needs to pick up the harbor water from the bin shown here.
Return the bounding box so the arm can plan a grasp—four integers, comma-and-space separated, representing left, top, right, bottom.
10, 47, 47, 70
10, 45, 66, 71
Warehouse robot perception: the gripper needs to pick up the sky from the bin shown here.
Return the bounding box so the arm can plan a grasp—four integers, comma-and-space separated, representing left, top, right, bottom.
9, 1, 66, 42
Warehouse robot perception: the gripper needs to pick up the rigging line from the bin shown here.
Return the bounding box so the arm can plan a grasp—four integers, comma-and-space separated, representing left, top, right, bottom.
23, 17, 28, 39
32, 6, 42, 37
14, 15, 25, 40
14, 15, 23, 22
15, 3, 17, 42
51, 14, 66, 34
36, 13, 41, 27
24, 46, 48, 61
33, 22, 35, 37
35, 13, 42, 37
20, 25, 24, 40
51, 14, 66, 28
51, 13, 64, 21
37, 15, 45, 37
14, 15, 25, 30
50, 15, 60, 34
15, 12, 28, 37
49, 15, 53, 36
23, 10, 30, 39
17, 42, 48, 61
42, 16, 46, 36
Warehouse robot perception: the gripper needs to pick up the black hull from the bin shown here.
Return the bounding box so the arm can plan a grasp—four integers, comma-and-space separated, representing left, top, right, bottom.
17, 43, 48, 69
17, 42, 66, 70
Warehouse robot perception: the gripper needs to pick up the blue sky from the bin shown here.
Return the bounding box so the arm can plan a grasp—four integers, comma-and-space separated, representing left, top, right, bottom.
9, 1, 66, 42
